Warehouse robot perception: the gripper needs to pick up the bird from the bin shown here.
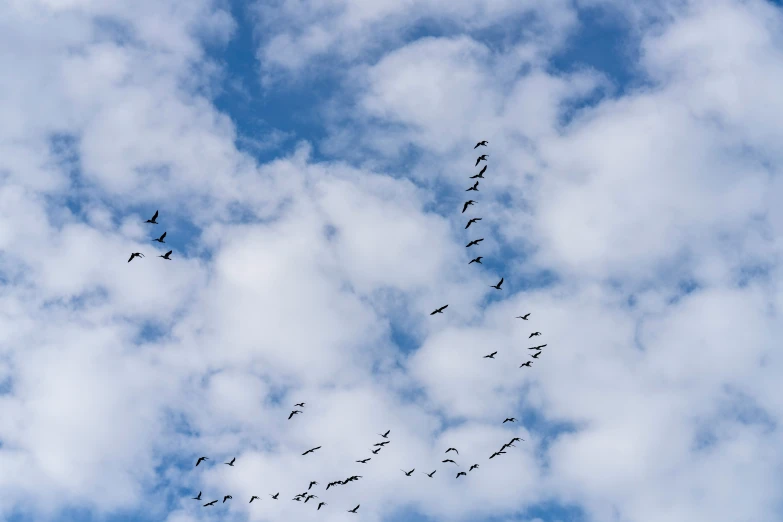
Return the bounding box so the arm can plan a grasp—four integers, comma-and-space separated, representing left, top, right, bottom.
159, 250, 172, 260
325, 482, 335, 490
318, 502, 326, 510
128, 252, 144, 263
357, 457, 371, 463
430, 305, 448, 315
469, 256, 483, 264
442, 459, 458, 465
302, 446, 321, 455
489, 451, 506, 459
517, 313, 530, 320
469, 464, 479, 471
483, 351, 497, 359
203, 500, 217, 506
250, 495, 259, 503
532, 351, 542, 358
510, 437, 523, 443
374, 441, 390, 446
153, 232, 166, 243
371, 447, 381, 454
289, 410, 302, 419
528, 344, 547, 350
193, 491, 202, 500
305, 494, 317, 503
446, 448, 459, 455
309, 481, 318, 490
503, 418, 516, 423
145, 210, 158, 224
348, 505, 360, 513
223, 495, 232, 503
474, 140, 488, 148
475, 154, 488, 166
425, 470, 437, 477
465, 218, 482, 229
462, 200, 475, 213
294, 402, 306, 407
401, 468, 415, 476
520, 361, 532, 368
529, 332, 541, 338
470, 171, 484, 179
379, 430, 391, 438
456, 471, 467, 478
195, 457, 208, 466
466, 181, 479, 192
501, 442, 517, 450
466, 238, 484, 247
271, 493, 279, 499
225, 457, 235, 466
293, 497, 302, 502
490, 277, 504, 289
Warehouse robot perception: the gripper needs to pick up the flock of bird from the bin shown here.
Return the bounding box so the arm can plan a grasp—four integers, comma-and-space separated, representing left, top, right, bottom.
128, 210, 172, 262
175, 141, 548, 515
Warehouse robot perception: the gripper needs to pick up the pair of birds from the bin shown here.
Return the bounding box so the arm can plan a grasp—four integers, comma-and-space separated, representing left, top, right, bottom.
128, 210, 172, 262
288, 402, 306, 419
194, 456, 235, 467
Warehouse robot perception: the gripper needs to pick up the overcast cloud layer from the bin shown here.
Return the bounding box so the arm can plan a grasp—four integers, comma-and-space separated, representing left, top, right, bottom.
1, 0, 782, 521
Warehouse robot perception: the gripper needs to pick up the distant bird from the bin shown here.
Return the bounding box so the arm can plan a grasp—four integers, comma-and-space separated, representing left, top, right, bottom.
289, 410, 302, 419
348, 505, 360, 513
318, 502, 326, 510
195, 457, 208, 467
371, 447, 381, 454
379, 430, 391, 438
271, 493, 279, 499
474, 140, 488, 148
475, 154, 488, 166
466, 181, 479, 192
465, 217, 482, 229
430, 305, 448, 315
302, 446, 321, 455
357, 458, 371, 463
520, 361, 532, 368
326, 482, 335, 490
510, 437, 523, 443
159, 250, 172, 260
250, 496, 259, 503
145, 210, 159, 224
462, 200, 475, 213
490, 277, 504, 290
223, 495, 232, 503
309, 481, 318, 490
528, 344, 547, 350
293, 497, 302, 502
153, 232, 166, 243
347, 475, 361, 481
532, 351, 542, 359
489, 451, 506, 459
503, 418, 516, 423
225, 457, 235, 466
442, 459, 458, 465
470, 171, 484, 179
193, 491, 202, 500
425, 470, 437, 477
483, 351, 497, 359
529, 332, 541, 338
203, 500, 217, 507
128, 252, 144, 263
374, 441, 390, 446
305, 494, 317, 503
446, 448, 459, 455
456, 471, 467, 478
469, 464, 479, 471
466, 238, 484, 247
517, 313, 530, 320
469, 256, 483, 264
401, 468, 415, 476
294, 402, 305, 407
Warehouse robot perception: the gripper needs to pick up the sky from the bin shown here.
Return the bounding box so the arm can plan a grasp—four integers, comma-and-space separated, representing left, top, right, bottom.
0, 0, 782, 521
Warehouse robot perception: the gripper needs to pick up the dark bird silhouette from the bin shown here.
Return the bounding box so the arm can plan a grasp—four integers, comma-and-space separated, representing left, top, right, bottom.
347, 475, 361, 481
374, 441, 390, 447
223, 495, 232, 503
195, 457, 208, 466
402, 468, 415, 476
483, 351, 497, 359
532, 351, 542, 359
503, 418, 516, 423
520, 361, 532, 368
430, 305, 448, 315
476, 164, 488, 177
318, 502, 326, 510
371, 447, 381, 454
153, 232, 166, 243
517, 313, 531, 320
379, 430, 391, 438
145, 210, 158, 224
204, 500, 217, 506
309, 481, 318, 490
357, 458, 371, 463
159, 250, 172, 260
490, 277, 504, 289
466, 181, 479, 192
456, 471, 467, 478
293, 497, 302, 502
529, 332, 541, 338
193, 491, 202, 500
466, 238, 484, 247
489, 451, 506, 459
469, 256, 483, 264
469, 464, 479, 471
128, 252, 144, 263
294, 402, 305, 407
462, 200, 475, 213
442, 459, 458, 465
271, 493, 279, 499
289, 410, 302, 419
305, 494, 317, 503
250, 496, 259, 503
446, 448, 459, 455
474, 140, 488, 148
225, 457, 235, 466
302, 446, 321, 455
425, 470, 436, 477
501, 442, 516, 450
528, 344, 547, 350
475, 154, 488, 166
348, 505, 360, 513
510, 437, 523, 443
465, 217, 482, 229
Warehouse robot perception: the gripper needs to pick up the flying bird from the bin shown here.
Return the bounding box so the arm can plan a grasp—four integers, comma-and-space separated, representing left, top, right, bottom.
203, 500, 217, 507
430, 305, 448, 315
289, 410, 302, 419
490, 277, 504, 290
193, 491, 202, 500
442, 459, 458, 465
348, 505, 360, 513
195, 457, 208, 466
466, 181, 479, 192
225, 457, 235, 466
294, 402, 305, 407
145, 210, 158, 224
456, 471, 467, 478
159, 250, 172, 260
503, 418, 516, 423
128, 252, 144, 263
475, 154, 488, 166
445, 448, 459, 455
402, 468, 415, 476
469, 256, 483, 264
357, 458, 371, 463
489, 451, 506, 459
302, 446, 322, 455
462, 200, 475, 213
153, 232, 166, 243
520, 361, 532, 368
510, 437, 523, 443
318, 502, 326, 510
305, 494, 317, 503
465, 217, 482, 229
528, 344, 547, 350
371, 447, 381, 454
374, 441, 390, 446
474, 140, 488, 148
223, 495, 232, 503
271, 493, 279, 499
483, 351, 497, 359
250, 496, 259, 503
476, 164, 488, 177
517, 313, 530, 320
379, 430, 391, 438
425, 470, 437, 477
309, 481, 318, 490
469, 464, 479, 471
466, 238, 484, 247
529, 332, 541, 338
532, 351, 542, 358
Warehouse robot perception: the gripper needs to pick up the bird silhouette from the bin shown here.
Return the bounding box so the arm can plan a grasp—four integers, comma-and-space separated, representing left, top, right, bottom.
318, 502, 326, 510
474, 140, 488, 148
195, 457, 208, 466
529, 332, 541, 338
374, 441, 390, 447
462, 200, 475, 213
475, 154, 488, 166
402, 468, 415, 476
501, 442, 516, 450
490, 277, 504, 289
305, 494, 317, 503
528, 344, 547, 350
379, 430, 391, 438
520, 361, 532, 368
145, 210, 158, 224
203, 500, 217, 506
503, 418, 516, 423
425, 470, 437, 477
348, 505, 360, 513
271, 493, 279, 499
442, 459, 458, 465
289, 410, 302, 419
476, 164, 488, 177
466, 181, 479, 192
159, 250, 172, 260
469, 464, 479, 471
356, 458, 371, 463
128, 252, 144, 263
193, 491, 202, 500
456, 471, 467, 478
225, 457, 235, 466
532, 351, 542, 359
489, 451, 506, 459
250, 495, 259, 503
430, 305, 448, 315
483, 351, 497, 359
465, 218, 482, 229
517, 313, 530, 320
153, 232, 166, 243
302, 446, 321, 455
466, 238, 484, 247
294, 402, 305, 407
371, 447, 381, 454
469, 256, 483, 264
510, 437, 523, 443
309, 481, 318, 490
446, 448, 459, 455
223, 495, 232, 503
